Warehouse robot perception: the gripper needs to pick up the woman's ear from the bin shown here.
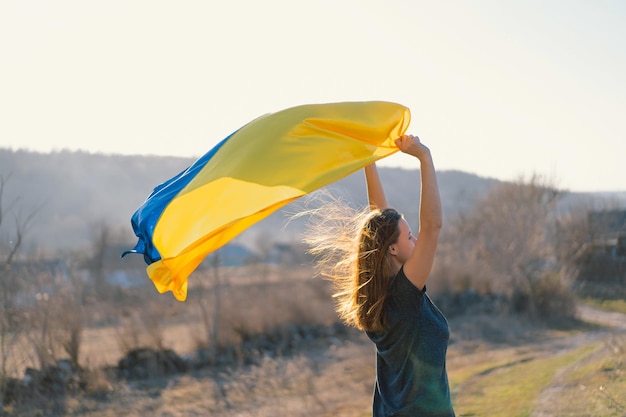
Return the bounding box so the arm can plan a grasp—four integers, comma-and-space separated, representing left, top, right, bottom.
388, 245, 397, 255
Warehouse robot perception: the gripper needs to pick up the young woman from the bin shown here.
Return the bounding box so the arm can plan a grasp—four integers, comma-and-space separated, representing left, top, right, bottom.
306, 134, 455, 416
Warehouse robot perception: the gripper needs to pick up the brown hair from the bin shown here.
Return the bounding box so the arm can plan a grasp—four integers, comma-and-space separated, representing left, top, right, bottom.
302, 199, 401, 333
355, 208, 401, 331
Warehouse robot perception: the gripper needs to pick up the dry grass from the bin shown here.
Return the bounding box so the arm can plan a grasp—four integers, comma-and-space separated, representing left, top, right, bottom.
2, 264, 625, 417
53, 314, 626, 417
58, 336, 376, 417
1, 265, 337, 411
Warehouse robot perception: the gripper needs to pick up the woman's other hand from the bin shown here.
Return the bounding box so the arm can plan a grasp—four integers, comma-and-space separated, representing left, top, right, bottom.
395, 135, 431, 160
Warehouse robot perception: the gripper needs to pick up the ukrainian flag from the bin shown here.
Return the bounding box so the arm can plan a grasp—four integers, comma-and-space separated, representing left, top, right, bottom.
124, 101, 410, 300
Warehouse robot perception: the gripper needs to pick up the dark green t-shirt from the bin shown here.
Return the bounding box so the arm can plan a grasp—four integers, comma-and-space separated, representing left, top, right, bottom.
366, 267, 455, 417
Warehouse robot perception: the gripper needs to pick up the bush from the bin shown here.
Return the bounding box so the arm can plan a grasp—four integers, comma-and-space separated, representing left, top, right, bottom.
528, 272, 577, 324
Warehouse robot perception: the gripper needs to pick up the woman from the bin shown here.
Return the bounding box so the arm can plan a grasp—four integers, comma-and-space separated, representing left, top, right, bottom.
306, 134, 454, 416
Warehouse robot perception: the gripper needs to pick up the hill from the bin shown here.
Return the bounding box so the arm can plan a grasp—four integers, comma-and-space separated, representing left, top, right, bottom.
1, 148, 623, 254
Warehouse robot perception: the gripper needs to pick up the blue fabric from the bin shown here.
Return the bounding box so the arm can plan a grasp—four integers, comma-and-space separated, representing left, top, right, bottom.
122, 133, 233, 264
366, 267, 455, 417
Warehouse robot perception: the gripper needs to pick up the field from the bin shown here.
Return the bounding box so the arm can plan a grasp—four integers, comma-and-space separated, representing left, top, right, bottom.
2, 265, 626, 417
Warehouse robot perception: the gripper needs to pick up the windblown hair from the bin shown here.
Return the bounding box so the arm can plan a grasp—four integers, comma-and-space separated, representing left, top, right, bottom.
301, 195, 401, 333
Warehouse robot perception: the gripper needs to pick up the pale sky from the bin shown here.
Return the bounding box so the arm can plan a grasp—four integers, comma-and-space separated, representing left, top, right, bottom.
1, 0, 625, 192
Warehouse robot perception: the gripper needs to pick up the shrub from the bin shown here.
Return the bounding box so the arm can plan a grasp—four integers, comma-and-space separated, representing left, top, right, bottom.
528, 272, 577, 324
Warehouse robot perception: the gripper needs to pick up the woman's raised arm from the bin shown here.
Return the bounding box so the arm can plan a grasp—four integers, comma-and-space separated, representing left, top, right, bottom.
364, 163, 388, 211
397, 135, 443, 290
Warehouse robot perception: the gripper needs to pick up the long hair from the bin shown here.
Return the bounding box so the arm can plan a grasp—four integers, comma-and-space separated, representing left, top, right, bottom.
302, 195, 401, 333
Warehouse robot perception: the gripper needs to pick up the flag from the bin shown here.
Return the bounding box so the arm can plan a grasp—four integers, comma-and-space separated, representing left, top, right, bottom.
124, 101, 410, 300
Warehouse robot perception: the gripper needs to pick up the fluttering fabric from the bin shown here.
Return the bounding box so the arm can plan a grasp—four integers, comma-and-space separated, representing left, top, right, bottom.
124, 101, 410, 301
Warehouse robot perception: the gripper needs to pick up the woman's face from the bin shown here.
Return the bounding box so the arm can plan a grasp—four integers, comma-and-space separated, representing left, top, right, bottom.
389, 218, 416, 264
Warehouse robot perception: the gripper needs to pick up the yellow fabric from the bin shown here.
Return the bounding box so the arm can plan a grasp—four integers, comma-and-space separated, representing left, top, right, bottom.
149, 101, 410, 300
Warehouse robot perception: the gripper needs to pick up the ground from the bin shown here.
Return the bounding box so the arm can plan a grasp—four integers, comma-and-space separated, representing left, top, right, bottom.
55, 305, 626, 416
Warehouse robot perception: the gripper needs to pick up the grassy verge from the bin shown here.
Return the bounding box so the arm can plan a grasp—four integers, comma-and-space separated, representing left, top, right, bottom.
448, 351, 535, 390
450, 343, 600, 417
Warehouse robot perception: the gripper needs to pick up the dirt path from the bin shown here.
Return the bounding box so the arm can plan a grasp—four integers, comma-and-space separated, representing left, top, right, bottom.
577, 304, 626, 331
530, 305, 626, 417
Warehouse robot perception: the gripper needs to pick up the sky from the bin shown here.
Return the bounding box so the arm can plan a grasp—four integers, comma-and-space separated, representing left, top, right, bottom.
1, 0, 625, 192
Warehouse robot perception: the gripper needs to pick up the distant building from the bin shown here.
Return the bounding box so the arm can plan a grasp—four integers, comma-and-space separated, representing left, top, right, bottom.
589, 209, 626, 236
588, 209, 626, 258
575, 210, 626, 293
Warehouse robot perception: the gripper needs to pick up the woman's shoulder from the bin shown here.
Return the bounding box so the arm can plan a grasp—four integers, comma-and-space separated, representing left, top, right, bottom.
386, 266, 425, 314
391, 266, 426, 295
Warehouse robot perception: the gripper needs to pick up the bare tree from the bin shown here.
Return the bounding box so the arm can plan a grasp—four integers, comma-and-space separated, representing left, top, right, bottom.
1, 174, 86, 396
441, 174, 575, 319
89, 222, 111, 295
197, 251, 225, 363
454, 175, 558, 284
0, 175, 39, 265
0, 174, 41, 398
56, 262, 85, 370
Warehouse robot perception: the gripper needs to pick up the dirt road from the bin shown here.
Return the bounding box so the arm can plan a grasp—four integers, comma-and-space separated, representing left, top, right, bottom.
531, 305, 626, 417
577, 304, 626, 331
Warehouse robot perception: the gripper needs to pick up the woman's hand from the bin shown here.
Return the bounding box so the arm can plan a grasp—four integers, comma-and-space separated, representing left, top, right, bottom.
395, 134, 431, 160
